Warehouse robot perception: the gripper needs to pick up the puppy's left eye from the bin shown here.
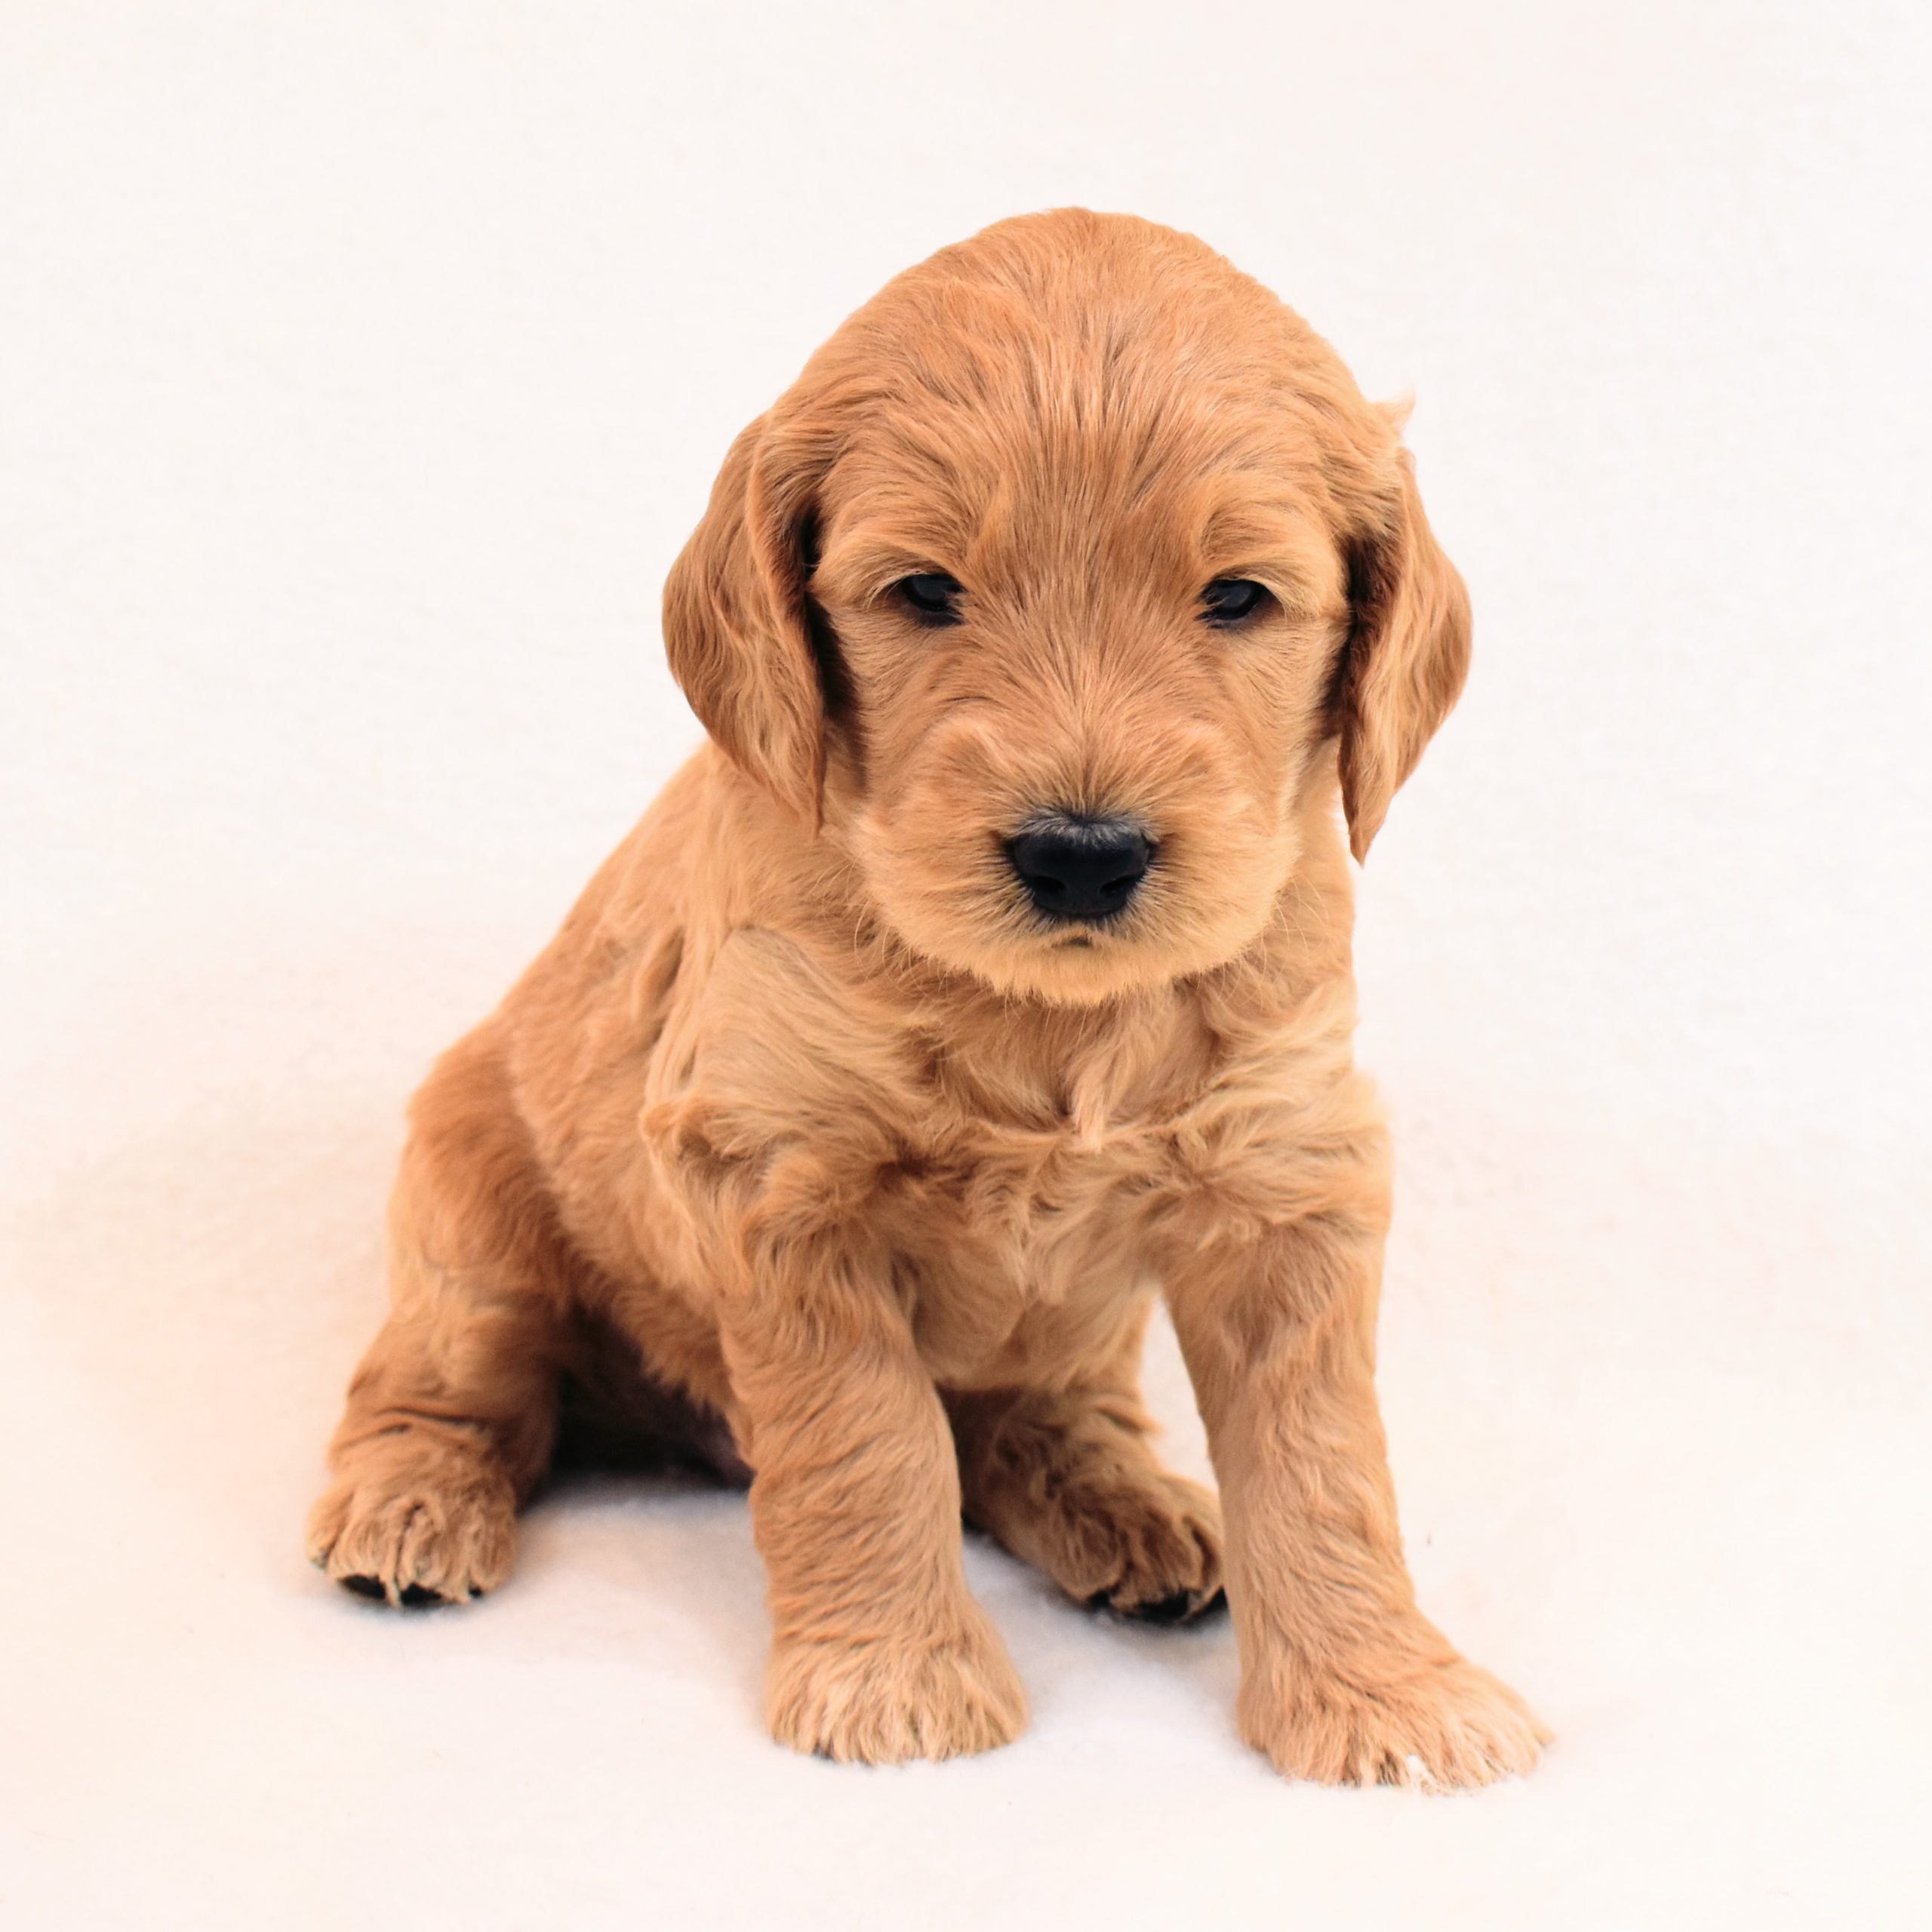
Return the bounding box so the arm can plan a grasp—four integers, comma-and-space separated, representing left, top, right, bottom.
1200, 578, 1273, 626
897, 573, 964, 626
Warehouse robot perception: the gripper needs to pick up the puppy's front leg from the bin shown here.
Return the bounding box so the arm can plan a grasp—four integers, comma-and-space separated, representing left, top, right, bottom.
722, 1240, 1027, 1764
1166, 1208, 1545, 1788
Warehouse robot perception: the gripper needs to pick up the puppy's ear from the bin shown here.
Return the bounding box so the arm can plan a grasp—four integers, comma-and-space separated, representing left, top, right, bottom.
663, 414, 831, 823
1336, 446, 1472, 861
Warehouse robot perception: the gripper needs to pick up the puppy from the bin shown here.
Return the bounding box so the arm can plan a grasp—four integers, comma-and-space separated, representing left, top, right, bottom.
309, 209, 1546, 1786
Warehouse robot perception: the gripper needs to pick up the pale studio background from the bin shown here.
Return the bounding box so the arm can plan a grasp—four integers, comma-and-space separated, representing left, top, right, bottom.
3, 4, 1928, 1927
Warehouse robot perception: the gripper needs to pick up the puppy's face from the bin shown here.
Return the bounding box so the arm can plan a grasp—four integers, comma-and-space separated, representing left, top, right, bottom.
809, 394, 1348, 1004
667, 213, 1470, 1006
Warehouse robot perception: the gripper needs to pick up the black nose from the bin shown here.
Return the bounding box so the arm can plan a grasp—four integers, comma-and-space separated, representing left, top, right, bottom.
1005, 815, 1153, 922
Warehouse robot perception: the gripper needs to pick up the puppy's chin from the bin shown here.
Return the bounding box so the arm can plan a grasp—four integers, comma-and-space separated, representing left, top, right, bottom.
868, 881, 1285, 1010
963, 931, 1213, 1008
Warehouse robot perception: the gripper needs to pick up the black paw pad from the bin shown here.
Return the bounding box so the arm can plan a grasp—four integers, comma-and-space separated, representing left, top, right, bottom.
1124, 1589, 1198, 1625
336, 1575, 451, 1608
1094, 1584, 1227, 1625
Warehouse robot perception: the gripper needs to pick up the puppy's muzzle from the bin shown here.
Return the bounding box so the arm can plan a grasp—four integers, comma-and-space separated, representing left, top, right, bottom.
1005, 814, 1152, 922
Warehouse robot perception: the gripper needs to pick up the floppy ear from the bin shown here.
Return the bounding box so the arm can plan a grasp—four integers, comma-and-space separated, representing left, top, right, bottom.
663, 414, 830, 823
1336, 447, 1472, 861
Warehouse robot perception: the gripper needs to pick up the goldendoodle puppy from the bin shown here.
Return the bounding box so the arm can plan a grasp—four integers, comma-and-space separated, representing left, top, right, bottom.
309, 208, 1545, 1787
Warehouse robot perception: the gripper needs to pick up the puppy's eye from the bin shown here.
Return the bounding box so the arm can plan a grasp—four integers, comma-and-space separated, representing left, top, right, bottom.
897, 573, 964, 626
1200, 578, 1273, 626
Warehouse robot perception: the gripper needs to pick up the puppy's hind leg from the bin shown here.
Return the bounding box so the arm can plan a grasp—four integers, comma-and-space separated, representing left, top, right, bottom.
307, 1028, 571, 1607
948, 1301, 1224, 1624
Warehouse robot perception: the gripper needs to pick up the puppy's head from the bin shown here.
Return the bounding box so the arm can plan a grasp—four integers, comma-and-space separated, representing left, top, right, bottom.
666, 211, 1469, 1004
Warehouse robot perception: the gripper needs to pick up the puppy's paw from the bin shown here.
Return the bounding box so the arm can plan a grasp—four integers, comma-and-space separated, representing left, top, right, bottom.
766, 1611, 1029, 1764
1030, 1467, 1223, 1623
306, 1447, 517, 1607
1240, 1650, 1548, 1789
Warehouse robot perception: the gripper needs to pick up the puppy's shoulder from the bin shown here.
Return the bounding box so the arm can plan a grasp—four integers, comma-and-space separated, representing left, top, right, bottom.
660, 921, 916, 1117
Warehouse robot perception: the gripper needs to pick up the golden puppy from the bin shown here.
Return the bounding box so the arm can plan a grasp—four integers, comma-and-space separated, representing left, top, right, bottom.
309, 208, 1546, 1786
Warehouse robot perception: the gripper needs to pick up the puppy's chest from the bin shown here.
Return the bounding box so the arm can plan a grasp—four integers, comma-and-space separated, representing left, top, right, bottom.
904, 1115, 1158, 1263
872, 1072, 1186, 1375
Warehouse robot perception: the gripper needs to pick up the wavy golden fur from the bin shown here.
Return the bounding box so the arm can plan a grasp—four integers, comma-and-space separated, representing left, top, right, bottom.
309, 209, 1545, 1786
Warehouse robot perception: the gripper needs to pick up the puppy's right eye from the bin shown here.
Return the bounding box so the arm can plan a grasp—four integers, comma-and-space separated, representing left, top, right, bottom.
1200, 577, 1273, 626
897, 573, 964, 626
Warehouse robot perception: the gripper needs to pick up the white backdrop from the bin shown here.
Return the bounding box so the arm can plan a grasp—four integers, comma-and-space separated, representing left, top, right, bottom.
4, 5, 1928, 1927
